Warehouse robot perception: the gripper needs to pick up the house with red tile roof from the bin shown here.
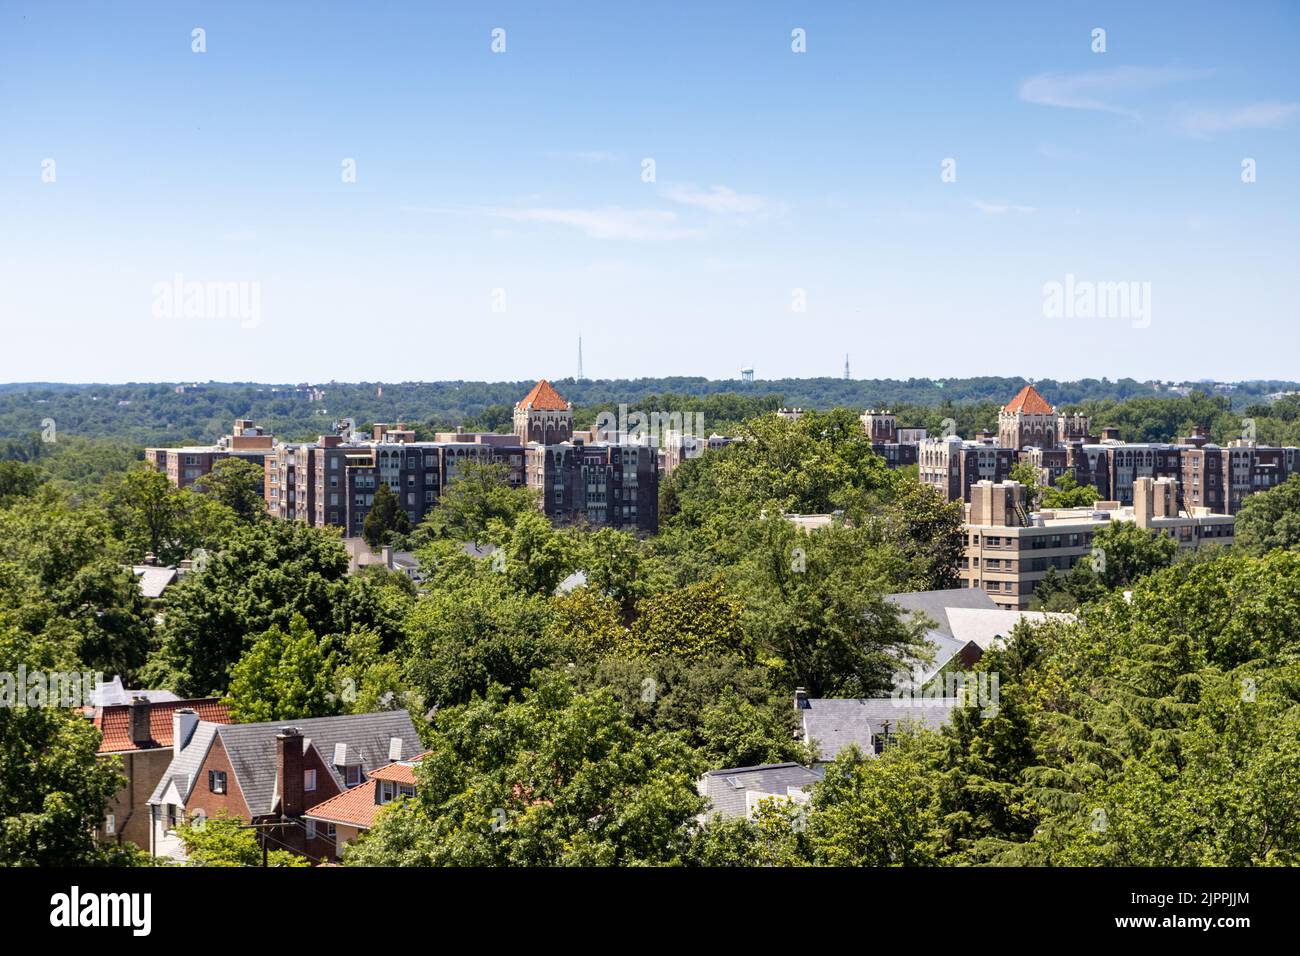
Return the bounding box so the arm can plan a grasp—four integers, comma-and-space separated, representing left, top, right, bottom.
303, 752, 428, 860
89, 696, 232, 850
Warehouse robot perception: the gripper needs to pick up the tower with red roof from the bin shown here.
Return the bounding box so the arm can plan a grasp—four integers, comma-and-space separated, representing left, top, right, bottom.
998, 384, 1058, 450
513, 379, 574, 444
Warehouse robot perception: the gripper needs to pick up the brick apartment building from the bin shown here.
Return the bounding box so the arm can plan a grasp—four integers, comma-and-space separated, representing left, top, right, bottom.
908, 383, 1298, 514
860, 409, 921, 467
918, 436, 1017, 501
145, 419, 274, 492
154, 380, 660, 534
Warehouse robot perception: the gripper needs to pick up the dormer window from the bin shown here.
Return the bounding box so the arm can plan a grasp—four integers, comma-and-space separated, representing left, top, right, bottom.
345, 765, 362, 787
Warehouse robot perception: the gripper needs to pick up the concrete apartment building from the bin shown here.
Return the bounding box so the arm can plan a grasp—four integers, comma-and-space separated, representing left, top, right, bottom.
959, 476, 1235, 609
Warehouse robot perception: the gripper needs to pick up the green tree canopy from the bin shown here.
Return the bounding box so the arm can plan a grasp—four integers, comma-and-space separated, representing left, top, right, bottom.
1234, 473, 1300, 556
346, 675, 704, 866
227, 614, 338, 723
362, 482, 410, 548
194, 457, 267, 522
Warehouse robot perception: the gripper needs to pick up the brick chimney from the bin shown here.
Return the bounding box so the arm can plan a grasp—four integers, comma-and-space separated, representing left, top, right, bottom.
276, 728, 305, 817
129, 696, 152, 747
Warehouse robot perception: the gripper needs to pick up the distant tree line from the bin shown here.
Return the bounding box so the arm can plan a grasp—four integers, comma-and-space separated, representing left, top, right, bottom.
2, 378, 1295, 447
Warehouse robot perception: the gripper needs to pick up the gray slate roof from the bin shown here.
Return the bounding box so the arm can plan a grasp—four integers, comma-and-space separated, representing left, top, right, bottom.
132, 565, 179, 599
887, 588, 999, 636
148, 711, 421, 817
799, 696, 962, 761
219, 711, 421, 817
699, 763, 823, 819
905, 629, 976, 686
147, 721, 219, 806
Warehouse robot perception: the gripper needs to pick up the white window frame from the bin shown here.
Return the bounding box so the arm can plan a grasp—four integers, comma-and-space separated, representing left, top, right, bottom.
304, 768, 317, 792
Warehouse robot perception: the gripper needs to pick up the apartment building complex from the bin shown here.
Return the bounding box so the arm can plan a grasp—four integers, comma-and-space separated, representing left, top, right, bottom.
959, 476, 1235, 609
226, 380, 659, 534
895, 383, 1299, 515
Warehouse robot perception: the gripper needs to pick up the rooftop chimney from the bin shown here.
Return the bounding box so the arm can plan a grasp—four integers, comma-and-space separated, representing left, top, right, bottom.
129, 696, 152, 746
276, 728, 305, 817
173, 708, 199, 759
795, 688, 809, 710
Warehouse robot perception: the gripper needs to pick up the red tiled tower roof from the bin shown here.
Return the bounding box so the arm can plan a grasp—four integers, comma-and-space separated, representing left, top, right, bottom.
516, 379, 569, 412
1003, 384, 1054, 415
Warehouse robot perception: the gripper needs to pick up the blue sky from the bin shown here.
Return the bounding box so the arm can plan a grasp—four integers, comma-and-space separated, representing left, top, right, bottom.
1, 0, 1297, 384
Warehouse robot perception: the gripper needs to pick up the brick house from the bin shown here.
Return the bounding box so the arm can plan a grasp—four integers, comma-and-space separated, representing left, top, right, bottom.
303, 753, 428, 861
90, 695, 231, 850
146, 711, 422, 863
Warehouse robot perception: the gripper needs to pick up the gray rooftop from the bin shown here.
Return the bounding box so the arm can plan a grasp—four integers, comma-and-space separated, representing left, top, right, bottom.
798, 696, 962, 761
147, 721, 219, 807
132, 565, 179, 599
699, 763, 823, 819
887, 587, 999, 636
900, 629, 976, 686
148, 711, 421, 817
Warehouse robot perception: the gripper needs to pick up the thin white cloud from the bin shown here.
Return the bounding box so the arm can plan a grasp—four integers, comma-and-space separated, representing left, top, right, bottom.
660, 183, 767, 216
487, 205, 697, 241
972, 199, 1035, 216
1018, 66, 1212, 119
1178, 101, 1299, 135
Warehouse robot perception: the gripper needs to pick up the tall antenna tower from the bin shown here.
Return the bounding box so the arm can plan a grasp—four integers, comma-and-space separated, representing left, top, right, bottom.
844, 353, 850, 380
578, 336, 584, 381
